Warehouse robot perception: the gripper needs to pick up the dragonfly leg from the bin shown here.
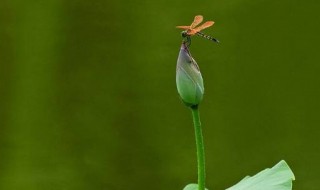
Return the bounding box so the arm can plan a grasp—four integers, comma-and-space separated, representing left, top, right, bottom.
183, 36, 191, 48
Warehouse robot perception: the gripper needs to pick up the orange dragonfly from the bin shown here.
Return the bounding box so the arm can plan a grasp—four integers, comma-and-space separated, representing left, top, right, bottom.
176, 15, 219, 43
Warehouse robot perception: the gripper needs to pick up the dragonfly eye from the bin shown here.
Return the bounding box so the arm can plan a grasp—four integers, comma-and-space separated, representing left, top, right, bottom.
181, 31, 188, 37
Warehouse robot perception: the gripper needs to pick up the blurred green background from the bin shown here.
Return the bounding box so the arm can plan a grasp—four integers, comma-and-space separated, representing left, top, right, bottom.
1, 0, 320, 189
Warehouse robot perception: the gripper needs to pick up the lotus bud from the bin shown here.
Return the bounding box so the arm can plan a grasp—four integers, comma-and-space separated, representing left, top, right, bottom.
176, 43, 204, 107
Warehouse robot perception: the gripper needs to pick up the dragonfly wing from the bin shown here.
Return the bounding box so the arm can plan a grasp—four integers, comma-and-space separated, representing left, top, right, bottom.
176, 26, 191, 29
194, 21, 214, 32
190, 15, 203, 29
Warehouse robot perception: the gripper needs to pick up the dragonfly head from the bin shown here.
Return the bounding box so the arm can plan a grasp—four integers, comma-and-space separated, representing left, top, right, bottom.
181, 31, 188, 38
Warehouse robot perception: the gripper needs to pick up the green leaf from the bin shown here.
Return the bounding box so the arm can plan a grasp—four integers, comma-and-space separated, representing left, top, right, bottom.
183, 184, 208, 190
226, 160, 295, 190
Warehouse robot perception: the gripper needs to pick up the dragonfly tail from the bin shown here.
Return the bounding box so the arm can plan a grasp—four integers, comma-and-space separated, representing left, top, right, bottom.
196, 32, 219, 43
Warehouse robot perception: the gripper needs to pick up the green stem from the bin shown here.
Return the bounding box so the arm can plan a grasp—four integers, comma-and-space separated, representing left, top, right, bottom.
191, 105, 205, 190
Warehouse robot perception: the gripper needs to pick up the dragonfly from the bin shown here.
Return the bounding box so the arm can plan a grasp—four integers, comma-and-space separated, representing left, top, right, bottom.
176, 15, 219, 45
